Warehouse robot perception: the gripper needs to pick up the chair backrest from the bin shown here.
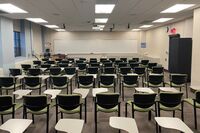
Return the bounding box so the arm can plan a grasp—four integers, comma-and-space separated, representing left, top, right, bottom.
133, 93, 157, 108
195, 91, 200, 104
148, 74, 164, 85
104, 67, 115, 74
78, 75, 93, 85
100, 75, 114, 85
58, 63, 68, 68
87, 67, 99, 74
41, 64, 51, 69
132, 58, 139, 62
24, 77, 41, 87
134, 67, 146, 75
115, 60, 123, 65
28, 68, 41, 76
42, 58, 49, 62
120, 58, 127, 62
170, 74, 187, 85
55, 58, 62, 62
123, 75, 138, 85
104, 62, 113, 67
56, 94, 81, 110
79, 58, 86, 61
109, 58, 116, 62
9, 68, 22, 76
46, 60, 55, 65
96, 93, 119, 109
159, 92, 183, 107
52, 76, 68, 86
21, 64, 31, 70
118, 62, 128, 68
50, 67, 61, 75
148, 63, 157, 69
23, 95, 47, 111
90, 63, 100, 67
130, 63, 140, 69
33, 60, 41, 65
61, 60, 69, 64
120, 67, 132, 75
76, 60, 84, 64
90, 58, 97, 63
100, 58, 107, 62
0, 96, 13, 111
77, 63, 87, 70
152, 66, 164, 74
128, 60, 137, 64
64, 67, 76, 75
68, 58, 75, 63
0, 77, 15, 87
141, 60, 149, 65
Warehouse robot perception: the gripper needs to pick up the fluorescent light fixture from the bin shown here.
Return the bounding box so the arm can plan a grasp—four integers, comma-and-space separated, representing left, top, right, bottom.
132, 29, 141, 31
0, 3, 28, 13
45, 25, 59, 28
140, 25, 153, 28
97, 25, 105, 28
95, 18, 108, 23
92, 27, 100, 30
153, 18, 174, 23
56, 29, 66, 32
161, 4, 195, 13
26, 18, 48, 23
95, 4, 115, 14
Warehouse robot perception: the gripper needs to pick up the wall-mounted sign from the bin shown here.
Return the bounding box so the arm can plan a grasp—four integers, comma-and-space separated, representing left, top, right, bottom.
141, 42, 146, 48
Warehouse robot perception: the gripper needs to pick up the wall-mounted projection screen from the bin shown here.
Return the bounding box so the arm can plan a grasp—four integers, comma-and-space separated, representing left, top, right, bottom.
54, 39, 138, 54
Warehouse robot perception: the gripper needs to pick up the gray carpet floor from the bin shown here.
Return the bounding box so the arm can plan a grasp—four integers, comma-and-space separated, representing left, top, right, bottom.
0, 73, 200, 133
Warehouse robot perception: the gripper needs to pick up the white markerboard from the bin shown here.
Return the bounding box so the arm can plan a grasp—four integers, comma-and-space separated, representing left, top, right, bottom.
54, 39, 138, 54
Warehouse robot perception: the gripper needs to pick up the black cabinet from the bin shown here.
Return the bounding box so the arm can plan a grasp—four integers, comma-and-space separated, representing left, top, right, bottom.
168, 35, 192, 81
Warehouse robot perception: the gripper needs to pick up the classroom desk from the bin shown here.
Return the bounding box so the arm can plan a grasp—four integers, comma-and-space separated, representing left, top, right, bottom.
55, 119, 84, 133
0, 119, 32, 133
109, 117, 139, 133
155, 117, 193, 133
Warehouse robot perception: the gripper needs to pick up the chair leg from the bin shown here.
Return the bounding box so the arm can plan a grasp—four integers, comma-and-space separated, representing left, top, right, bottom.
122, 85, 124, 101
181, 102, 184, 121
173, 111, 175, 117
94, 104, 97, 133
148, 111, 151, 121
1, 115, 4, 124
56, 105, 58, 123
61, 112, 63, 119
32, 114, 35, 124
194, 106, 197, 129
185, 84, 188, 98
46, 112, 49, 133
125, 103, 128, 117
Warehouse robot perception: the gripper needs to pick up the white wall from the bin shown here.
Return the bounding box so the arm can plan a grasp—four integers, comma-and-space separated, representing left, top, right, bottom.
32, 23, 42, 55
144, 18, 193, 69
191, 8, 200, 85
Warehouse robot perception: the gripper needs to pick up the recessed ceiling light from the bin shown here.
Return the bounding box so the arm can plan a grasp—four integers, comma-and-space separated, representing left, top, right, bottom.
140, 25, 153, 28
0, 3, 28, 13
95, 4, 115, 14
132, 29, 141, 31
153, 18, 174, 23
95, 18, 108, 23
56, 29, 66, 32
45, 25, 59, 28
161, 4, 195, 13
26, 18, 48, 23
